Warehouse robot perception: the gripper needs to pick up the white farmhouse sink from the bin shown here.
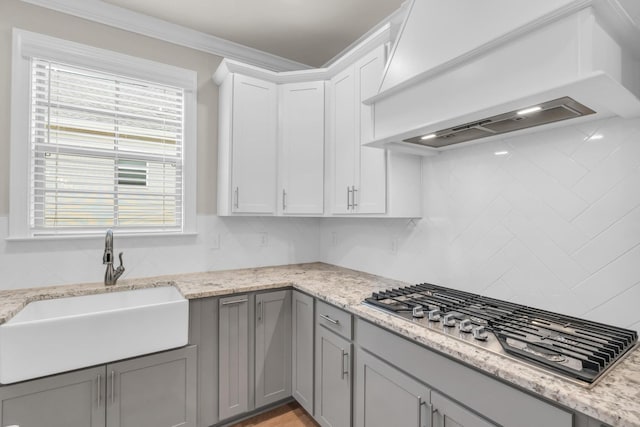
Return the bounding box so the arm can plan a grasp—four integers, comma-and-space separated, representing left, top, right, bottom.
0, 286, 188, 384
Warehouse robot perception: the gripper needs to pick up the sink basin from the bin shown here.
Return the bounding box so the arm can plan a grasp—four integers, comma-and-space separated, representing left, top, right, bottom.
0, 286, 188, 384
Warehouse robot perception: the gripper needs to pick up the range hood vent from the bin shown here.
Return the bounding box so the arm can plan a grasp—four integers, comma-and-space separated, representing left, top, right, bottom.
403, 97, 595, 148
365, 1, 640, 156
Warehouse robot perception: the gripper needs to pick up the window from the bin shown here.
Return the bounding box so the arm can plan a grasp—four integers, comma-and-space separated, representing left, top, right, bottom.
10, 29, 197, 238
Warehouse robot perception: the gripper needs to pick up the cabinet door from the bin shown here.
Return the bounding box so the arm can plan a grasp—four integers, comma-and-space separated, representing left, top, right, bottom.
355, 350, 431, 427
329, 67, 357, 214
255, 290, 292, 408
280, 81, 325, 215
355, 45, 387, 214
292, 291, 314, 414
231, 74, 277, 214
106, 346, 196, 427
0, 366, 105, 427
218, 295, 250, 421
315, 327, 352, 427
431, 391, 496, 427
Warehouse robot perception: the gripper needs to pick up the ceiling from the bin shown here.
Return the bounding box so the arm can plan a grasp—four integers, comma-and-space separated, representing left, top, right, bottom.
103, 0, 406, 67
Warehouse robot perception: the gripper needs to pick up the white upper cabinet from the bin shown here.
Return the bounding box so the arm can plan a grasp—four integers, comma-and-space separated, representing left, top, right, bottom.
214, 23, 422, 218
218, 74, 277, 215
279, 81, 325, 215
328, 45, 421, 217
329, 67, 358, 214
329, 47, 387, 214
356, 46, 387, 214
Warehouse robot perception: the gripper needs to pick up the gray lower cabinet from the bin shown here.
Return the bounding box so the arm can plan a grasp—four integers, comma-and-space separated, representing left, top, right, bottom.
255, 290, 292, 408
291, 291, 314, 415
106, 345, 197, 427
355, 350, 431, 427
356, 318, 572, 427
218, 294, 250, 421
0, 365, 105, 427
189, 297, 219, 427
0, 346, 196, 427
431, 391, 495, 427
315, 325, 352, 427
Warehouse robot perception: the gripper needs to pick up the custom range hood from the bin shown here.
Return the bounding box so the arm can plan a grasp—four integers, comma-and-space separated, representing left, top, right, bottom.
365, 0, 640, 156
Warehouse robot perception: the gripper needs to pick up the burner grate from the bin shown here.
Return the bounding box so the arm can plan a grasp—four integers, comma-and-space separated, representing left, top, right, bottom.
365, 283, 638, 383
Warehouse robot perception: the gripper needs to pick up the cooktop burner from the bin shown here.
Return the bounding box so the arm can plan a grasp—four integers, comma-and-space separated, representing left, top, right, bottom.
364, 283, 638, 384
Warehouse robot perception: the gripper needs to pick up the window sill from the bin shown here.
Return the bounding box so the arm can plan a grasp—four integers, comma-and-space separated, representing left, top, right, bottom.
6, 232, 199, 243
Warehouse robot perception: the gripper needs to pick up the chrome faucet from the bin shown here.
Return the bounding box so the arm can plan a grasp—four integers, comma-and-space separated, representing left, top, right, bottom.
103, 229, 125, 286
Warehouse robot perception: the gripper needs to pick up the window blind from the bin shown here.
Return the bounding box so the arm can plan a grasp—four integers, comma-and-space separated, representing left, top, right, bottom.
29, 58, 185, 235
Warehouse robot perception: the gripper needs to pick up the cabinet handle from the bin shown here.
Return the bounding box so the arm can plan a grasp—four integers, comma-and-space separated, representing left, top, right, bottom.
346, 186, 352, 210
257, 300, 263, 322
97, 373, 102, 407
342, 350, 349, 379
282, 189, 287, 211
419, 399, 433, 427
234, 187, 239, 209
320, 313, 340, 325
222, 298, 248, 305
352, 186, 358, 208
110, 370, 115, 404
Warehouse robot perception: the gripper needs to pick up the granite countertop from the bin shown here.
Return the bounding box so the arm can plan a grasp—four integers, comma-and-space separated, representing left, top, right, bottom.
0, 262, 638, 426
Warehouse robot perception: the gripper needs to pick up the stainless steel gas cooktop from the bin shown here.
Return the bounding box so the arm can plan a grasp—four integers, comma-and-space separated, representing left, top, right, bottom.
364, 283, 638, 386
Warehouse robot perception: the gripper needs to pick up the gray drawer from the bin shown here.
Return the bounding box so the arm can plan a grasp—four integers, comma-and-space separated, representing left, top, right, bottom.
316, 300, 352, 340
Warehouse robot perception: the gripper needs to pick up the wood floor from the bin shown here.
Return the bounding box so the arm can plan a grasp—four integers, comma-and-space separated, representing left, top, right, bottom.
229, 402, 319, 427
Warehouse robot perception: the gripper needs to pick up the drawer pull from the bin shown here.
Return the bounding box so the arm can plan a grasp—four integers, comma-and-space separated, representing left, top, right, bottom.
222, 298, 248, 305
320, 314, 340, 325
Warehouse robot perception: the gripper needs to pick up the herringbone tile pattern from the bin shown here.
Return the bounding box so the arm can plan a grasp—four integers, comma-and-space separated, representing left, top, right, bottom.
322, 117, 640, 331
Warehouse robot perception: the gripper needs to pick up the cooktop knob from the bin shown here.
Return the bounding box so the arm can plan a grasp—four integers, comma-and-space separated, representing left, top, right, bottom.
412, 305, 425, 318
427, 309, 441, 322
459, 319, 473, 333
442, 313, 456, 327
472, 326, 489, 341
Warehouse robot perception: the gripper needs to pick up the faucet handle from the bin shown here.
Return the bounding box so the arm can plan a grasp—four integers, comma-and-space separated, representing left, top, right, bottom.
117, 252, 125, 270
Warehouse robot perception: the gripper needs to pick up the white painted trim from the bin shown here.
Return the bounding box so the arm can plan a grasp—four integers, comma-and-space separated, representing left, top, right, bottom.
321, 1, 409, 68
9, 29, 199, 239
19, 0, 311, 72
212, 24, 392, 85
15, 29, 197, 89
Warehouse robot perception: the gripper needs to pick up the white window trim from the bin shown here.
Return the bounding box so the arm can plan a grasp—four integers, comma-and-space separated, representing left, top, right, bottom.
9, 28, 198, 239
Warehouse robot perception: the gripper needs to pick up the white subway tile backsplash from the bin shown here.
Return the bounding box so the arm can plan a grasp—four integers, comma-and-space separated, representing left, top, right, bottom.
502, 150, 589, 221
0, 215, 321, 289
571, 244, 640, 311
573, 206, 640, 273
320, 117, 640, 333
572, 136, 640, 204
584, 281, 640, 328
502, 181, 590, 254
572, 167, 640, 238
503, 211, 589, 286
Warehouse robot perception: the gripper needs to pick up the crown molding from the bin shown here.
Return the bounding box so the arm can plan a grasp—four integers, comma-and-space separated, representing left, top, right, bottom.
212, 23, 392, 85
20, 0, 312, 71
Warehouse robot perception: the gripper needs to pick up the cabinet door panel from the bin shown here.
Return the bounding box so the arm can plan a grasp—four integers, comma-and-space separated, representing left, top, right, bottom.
355, 350, 431, 427
231, 74, 277, 214
330, 68, 357, 214
219, 295, 250, 421
292, 291, 314, 414
432, 391, 496, 427
255, 290, 292, 407
280, 82, 325, 215
315, 327, 351, 427
0, 366, 105, 427
106, 346, 196, 427
356, 46, 386, 214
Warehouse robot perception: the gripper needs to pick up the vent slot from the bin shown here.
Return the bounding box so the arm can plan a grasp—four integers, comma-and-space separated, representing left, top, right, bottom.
404, 97, 595, 148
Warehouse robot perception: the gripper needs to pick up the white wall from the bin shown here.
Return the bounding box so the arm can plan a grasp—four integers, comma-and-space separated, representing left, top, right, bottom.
321, 116, 640, 332
0, 215, 320, 289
